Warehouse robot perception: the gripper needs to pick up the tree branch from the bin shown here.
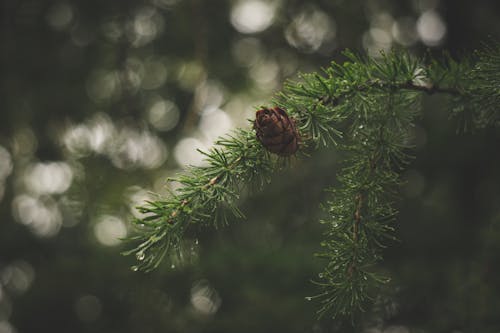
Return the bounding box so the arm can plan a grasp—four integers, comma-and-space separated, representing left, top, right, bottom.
127, 47, 498, 320
320, 79, 463, 109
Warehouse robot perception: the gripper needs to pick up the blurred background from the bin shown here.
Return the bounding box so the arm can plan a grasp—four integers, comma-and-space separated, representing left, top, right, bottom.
1, 0, 500, 332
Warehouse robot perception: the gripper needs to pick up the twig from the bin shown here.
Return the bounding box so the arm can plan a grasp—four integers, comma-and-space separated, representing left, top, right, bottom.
319, 79, 463, 109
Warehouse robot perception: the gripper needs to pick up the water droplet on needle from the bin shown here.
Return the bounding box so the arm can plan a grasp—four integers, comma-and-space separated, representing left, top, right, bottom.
136, 251, 145, 261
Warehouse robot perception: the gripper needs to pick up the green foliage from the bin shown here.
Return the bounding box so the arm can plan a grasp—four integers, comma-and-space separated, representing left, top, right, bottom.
123, 129, 277, 271
126, 47, 499, 319
468, 44, 500, 127
277, 51, 424, 317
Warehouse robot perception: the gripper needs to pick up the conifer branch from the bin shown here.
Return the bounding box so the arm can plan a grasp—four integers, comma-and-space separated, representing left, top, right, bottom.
317, 75, 463, 113
126, 46, 500, 319
123, 129, 276, 272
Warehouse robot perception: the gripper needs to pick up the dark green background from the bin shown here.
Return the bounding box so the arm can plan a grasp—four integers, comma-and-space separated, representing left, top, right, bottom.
1, 0, 500, 332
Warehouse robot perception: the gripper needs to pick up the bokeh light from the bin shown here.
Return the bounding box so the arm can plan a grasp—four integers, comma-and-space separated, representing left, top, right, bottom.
86, 70, 122, 102
249, 59, 279, 88
125, 186, 155, 219
173, 137, 207, 167
190, 279, 221, 315
195, 80, 226, 111
285, 6, 336, 53
230, 0, 276, 34
363, 12, 394, 56
198, 107, 233, 144
147, 99, 180, 132
0, 261, 35, 295
417, 10, 446, 46
93, 215, 127, 246
45, 2, 74, 31
23, 162, 73, 195
0, 321, 16, 333
176, 61, 206, 91
110, 128, 168, 170
129, 6, 165, 47
63, 113, 168, 169
12, 195, 62, 237
62, 113, 115, 156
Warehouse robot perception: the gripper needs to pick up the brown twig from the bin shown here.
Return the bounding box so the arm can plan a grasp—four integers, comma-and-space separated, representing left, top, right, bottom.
319, 79, 463, 109
353, 193, 363, 242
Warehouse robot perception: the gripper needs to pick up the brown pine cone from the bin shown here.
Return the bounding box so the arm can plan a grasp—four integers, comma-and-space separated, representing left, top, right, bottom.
253, 107, 299, 156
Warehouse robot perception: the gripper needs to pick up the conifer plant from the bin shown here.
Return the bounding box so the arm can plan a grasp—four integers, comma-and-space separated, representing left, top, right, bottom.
124, 46, 500, 320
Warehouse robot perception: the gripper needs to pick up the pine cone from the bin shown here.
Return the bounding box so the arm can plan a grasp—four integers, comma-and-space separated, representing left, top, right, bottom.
253, 107, 299, 156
